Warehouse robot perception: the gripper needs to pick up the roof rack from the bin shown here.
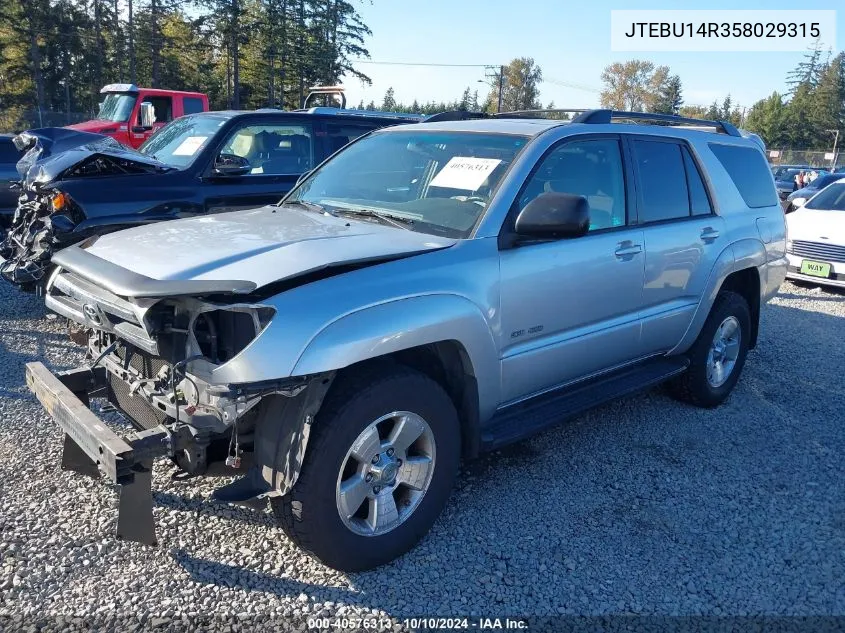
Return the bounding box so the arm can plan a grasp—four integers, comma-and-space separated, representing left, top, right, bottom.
492, 108, 588, 120
424, 110, 489, 123
292, 107, 424, 121
571, 109, 741, 137
483, 108, 741, 137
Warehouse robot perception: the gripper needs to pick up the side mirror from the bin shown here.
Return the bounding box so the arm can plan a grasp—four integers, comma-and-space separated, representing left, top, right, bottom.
793, 197, 807, 208
139, 101, 156, 128
514, 192, 590, 239
212, 153, 252, 177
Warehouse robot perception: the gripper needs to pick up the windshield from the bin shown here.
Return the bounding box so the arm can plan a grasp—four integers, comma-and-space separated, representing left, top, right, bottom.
286, 130, 528, 238
97, 93, 137, 122
139, 114, 227, 168
809, 174, 842, 190
804, 182, 845, 211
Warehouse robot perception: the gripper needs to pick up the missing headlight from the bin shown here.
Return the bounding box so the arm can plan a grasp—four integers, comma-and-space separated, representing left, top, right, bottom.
193, 309, 268, 364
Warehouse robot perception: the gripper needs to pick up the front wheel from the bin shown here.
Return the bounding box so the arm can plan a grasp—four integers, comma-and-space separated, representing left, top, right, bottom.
271, 365, 460, 571
668, 290, 751, 408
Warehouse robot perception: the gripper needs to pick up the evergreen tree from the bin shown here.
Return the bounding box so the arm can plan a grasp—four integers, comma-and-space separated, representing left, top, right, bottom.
787, 39, 825, 93
651, 74, 682, 114
381, 86, 396, 110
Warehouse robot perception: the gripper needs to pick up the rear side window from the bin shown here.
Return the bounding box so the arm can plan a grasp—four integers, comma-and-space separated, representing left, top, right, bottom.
632, 140, 689, 223
708, 143, 778, 208
325, 123, 380, 155
183, 97, 205, 115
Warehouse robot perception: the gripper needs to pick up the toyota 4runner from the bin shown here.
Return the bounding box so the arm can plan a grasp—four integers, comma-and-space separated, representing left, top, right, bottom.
26, 109, 787, 571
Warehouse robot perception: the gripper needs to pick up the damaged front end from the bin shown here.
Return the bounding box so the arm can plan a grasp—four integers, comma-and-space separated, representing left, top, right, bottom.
27, 247, 335, 545
1, 128, 170, 287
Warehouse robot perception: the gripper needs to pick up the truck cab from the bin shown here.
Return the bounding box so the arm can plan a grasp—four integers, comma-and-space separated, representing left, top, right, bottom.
67, 84, 209, 149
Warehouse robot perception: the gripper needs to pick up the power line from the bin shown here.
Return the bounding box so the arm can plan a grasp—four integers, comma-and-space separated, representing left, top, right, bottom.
350, 59, 496, 68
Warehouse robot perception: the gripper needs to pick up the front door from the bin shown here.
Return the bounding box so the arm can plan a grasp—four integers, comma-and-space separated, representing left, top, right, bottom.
498, 135, 646, 404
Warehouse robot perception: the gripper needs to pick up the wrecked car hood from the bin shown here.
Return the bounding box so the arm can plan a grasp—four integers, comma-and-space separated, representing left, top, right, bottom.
84, 205, 457, 289
14, 127, 169, 189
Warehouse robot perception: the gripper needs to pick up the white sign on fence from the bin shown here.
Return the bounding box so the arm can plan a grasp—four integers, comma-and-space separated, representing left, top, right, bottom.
824, 152, 836, 160
769, 150, 780, 158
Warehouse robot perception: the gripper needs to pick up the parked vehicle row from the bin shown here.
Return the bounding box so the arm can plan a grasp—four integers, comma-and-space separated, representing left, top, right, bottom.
16, 107, 789, 571
0, 107, 421, 286
784, 172, 845, 213
771, 164, 830, 200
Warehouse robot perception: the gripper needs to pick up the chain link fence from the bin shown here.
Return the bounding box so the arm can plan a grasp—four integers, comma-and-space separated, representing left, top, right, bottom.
0, 109, 93, 134
767, 149, 842, 171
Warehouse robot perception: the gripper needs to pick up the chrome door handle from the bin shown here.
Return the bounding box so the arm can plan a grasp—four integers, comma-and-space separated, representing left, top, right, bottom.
614, 242, 642, 259
700, 227, 720, 242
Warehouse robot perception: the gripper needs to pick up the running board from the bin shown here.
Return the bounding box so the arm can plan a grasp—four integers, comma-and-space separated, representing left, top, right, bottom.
481, 356, 690, 451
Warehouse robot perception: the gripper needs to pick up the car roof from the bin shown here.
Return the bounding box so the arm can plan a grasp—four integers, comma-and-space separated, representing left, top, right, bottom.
191, 109, 420, 123
374, 117, 763, 147
375, 117, 567, 136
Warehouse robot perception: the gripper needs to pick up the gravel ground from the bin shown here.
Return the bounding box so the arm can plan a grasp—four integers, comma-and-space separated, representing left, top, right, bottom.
1, 279, 844, 630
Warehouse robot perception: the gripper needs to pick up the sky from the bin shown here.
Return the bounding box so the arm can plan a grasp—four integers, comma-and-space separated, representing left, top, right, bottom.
338, 0, 843, 112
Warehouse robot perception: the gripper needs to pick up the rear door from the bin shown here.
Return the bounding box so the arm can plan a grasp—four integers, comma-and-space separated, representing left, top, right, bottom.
202, 118, 316, 213
628, 136, 725, 354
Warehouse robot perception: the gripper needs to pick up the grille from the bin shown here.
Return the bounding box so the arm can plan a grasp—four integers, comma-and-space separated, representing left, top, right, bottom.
107, 343, 170, 430
789, 240, 845, 263
106, 373, 168, 430
115, 344, 168, 378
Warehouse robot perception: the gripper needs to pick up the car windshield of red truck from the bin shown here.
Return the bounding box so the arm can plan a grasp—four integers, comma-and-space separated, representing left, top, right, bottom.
97, 92, 137, 122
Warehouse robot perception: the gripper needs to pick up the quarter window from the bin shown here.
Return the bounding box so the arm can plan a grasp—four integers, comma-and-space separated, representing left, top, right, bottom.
709, 143, 779, 208
325, 123, 380, 155
219, 123, 314, 175
682, 147, 713, 216
518, 138, 627, 231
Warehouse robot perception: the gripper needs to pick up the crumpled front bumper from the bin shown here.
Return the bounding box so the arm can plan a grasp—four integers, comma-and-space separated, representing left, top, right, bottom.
25, 361, 172, 545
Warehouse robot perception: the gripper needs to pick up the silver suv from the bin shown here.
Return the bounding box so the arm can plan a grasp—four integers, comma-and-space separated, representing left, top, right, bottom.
26, 109, 787, 571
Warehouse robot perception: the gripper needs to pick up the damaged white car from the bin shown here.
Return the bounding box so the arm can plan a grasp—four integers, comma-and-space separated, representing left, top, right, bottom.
27, 110, 787, 571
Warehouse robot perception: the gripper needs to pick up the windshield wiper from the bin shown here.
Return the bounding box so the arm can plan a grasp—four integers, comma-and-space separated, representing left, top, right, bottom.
283, 200, 333, 215
334, 208, 415, 230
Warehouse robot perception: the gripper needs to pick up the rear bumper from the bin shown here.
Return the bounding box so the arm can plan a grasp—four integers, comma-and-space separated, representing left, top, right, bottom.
25, 361, 172, 544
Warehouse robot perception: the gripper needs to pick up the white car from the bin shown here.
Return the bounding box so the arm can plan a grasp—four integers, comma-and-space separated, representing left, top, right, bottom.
786, 180, 845, 289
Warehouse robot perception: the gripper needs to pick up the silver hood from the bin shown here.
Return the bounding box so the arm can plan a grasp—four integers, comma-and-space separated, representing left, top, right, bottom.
81, 205, 457, 291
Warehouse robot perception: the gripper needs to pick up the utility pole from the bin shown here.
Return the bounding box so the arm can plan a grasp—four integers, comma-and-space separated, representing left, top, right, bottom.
128, 0, 135, 84
497, 64, 504, 113
827, 129, 840, 170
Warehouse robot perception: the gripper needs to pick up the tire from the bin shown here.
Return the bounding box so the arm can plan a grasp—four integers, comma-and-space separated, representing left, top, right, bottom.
270, 363, 461, 571
667, 290, 751, 408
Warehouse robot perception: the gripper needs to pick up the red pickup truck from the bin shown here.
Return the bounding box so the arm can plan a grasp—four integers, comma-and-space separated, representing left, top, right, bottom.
67, 84, 209, 149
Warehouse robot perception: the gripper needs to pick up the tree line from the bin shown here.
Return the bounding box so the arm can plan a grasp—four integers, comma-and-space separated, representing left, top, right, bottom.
361, 57, 548, 115
599, 46, 845, 151
0, 0, 372, 128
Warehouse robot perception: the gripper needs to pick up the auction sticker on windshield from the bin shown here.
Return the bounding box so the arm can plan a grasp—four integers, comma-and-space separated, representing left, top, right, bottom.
800, 260, 831, 278
172, 136, 209, 156
430, 157, 502, 191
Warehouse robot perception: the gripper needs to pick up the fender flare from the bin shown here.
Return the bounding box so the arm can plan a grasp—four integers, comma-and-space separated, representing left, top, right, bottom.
292, 294, 502, 421
670, 238, 766, 355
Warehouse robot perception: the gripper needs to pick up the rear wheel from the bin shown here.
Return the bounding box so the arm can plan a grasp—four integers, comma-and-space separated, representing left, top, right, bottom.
271, 364, 460, 571
668, 290, 751, 408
